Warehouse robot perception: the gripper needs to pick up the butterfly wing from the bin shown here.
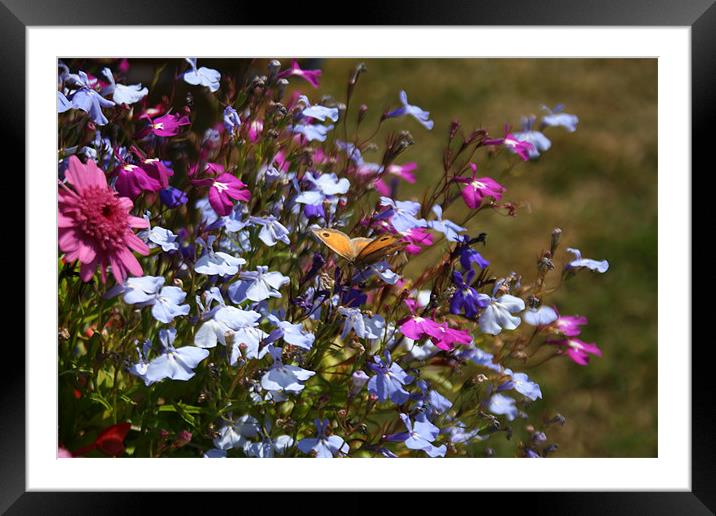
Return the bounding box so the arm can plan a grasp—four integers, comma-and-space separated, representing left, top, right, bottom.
312, 228, 357, 261
355, 234, 405, 265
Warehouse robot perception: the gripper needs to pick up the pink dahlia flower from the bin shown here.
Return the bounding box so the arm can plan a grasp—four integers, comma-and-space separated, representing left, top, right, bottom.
58, 156, 149, 283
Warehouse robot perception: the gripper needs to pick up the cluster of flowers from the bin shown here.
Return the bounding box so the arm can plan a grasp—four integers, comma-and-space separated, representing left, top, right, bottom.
57, 58, 608, 458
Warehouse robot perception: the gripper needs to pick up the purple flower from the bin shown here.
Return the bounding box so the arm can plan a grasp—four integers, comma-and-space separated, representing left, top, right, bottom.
142, 328, 209, 383
223, 106, 241, 137
541, 104, 579, 132
160, 186, 188, 208
183, 58, 221, 92
113, 163, 161, 199
449, 269, 489, 318
367, 351, 411, 405
384, 413, 446, 457
385, 90, 434, 130
297, 419, 349, 458
458, 240, 490, 271
565, 248, 609, 273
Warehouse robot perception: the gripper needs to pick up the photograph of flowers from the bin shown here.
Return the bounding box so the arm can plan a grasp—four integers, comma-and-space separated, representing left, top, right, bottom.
57, 57, 657, 459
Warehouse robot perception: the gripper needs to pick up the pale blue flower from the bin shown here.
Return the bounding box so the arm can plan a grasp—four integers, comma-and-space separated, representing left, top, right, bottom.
523, 305, 558, 326
213, 414, 261, 450
478, 294, 525, 335
183, 58, 221, 92
385, 413, 446, 457
293, 122, 334, 142
250, 216, 290, 247
194, 237, 246, 277
386, 90, 434, 130
297, 419, 349, 458
338, 307, 382, 340
353, 260, 400, 285
244, 434, 294, 458
127, 339, 154, 386
447, 421, 487, 444
541, 104, 579, 132
378, 197, 428, 233
566, 248, 609, 273
427, 204, 465, 242
488, 393, 518, 421
143, 328, 209, 383
223, 106, 241, 137
121, 276, 190, 324
267, 314, 315, 351
260, 346, 315, 395
299, 95, 340, 122
203, 448, 227, 458
228, 266, 289, 303
367, 352, 411, 405
501, 369, 543, 401
194, 306, 261, 349
100, 67, 148, 105
511, 130, 551, 159
57, 91, 72, 113
147, 226, 179, 252
70, 73, 115, 125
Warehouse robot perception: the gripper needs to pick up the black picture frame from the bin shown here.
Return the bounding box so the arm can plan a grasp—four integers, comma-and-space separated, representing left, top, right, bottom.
5, 1, 712, 513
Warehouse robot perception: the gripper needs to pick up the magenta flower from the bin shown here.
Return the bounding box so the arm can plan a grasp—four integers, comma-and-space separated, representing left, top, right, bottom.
429, 323, 472, 351
114, 163, 161, 199
553, 314, 588, 337
142, 112, 190, 137
207, 173, 251, 217
547, 338, 602, 366
189, 162, 225, 179
456, 163, 505, 209
248, 120, 263, 143
277, 59, 321, 88
141, 158, 174, 189
59, 156, 149, 283
399, 314, 442, 341
485, 129, 535, 161
403, 227, 433, 255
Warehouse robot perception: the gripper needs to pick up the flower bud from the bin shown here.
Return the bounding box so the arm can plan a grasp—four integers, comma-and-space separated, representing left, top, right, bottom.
267, 59, 281, 81
550, 227, 562, 255
274, 78, 289, 100
357, 104, 368, 125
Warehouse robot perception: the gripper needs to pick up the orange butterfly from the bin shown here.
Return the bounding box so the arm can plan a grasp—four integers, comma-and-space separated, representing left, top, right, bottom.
311, 228, 405, 265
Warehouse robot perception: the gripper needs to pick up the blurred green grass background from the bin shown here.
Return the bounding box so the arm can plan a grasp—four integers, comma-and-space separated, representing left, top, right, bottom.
315, 59, 658, 457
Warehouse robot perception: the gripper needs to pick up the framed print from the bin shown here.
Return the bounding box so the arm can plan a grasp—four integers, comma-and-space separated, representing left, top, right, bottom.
5, 0, 712, 513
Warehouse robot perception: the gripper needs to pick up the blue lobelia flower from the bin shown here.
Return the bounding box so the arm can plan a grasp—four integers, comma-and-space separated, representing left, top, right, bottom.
146, 225, 180, 252
183, 58, 221, 92
385, 90, 434, 130
120, 275, 190, 324
414, 379, 453, 417
487, 393, 519, 421
450, 269, 490, 319
250, 215, 290, 247
457, 236, 490, 270
69, 71, 116, 125
427, 204, 466, 242
293, 122, 334, 142
228, 266, 290, 303
160, 186, 188, 208
260, 346, 315, 396
478, 293, 525, 335
384, 413, 446, 457
142, 328, 210, 383
523, 305, 558, 326
127, 339, 154, 386
446, 421, 487, 445
57, 91, 72, 113
366, 351, 412, 405
378, 197, 428, 233
100, 67, 148, 105
499, 368, 543, 401
266, 314, 315, 351
459, 346, 503, 372
352, 260, 400, 285
194, 236, 246, 277
194, 306, 265, 365
297, 419, 349, 458
203, 448, 227, 458
298, 95, 340, 122
540, 104, 579, 132
223, 106, 241, 138
338, 307, 381, 340
565, 248, 609, 273
213, 414, 261, 451
244, 430, 294, 458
